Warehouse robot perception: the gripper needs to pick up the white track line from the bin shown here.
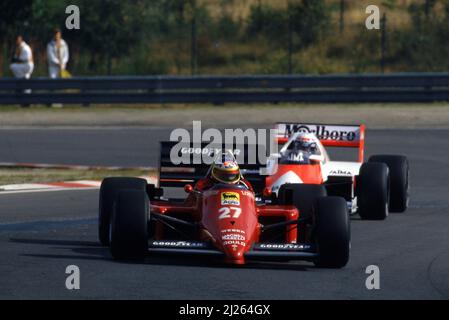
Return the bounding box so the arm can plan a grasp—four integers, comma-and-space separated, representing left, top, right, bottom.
0, 162, 155, 171
0, 176, 157, 195
0, 187, 100, 195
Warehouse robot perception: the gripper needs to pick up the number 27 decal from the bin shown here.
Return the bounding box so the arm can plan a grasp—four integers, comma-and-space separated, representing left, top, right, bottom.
218, 207, 242, 219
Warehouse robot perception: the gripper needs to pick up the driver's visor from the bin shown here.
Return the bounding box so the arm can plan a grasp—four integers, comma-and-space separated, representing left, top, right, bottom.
212, 168, 240, 183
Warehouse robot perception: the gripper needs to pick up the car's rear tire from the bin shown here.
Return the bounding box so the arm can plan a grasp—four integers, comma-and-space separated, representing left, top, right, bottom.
357, 162, 389, 220
278, 184, 327, 221
313, 197, 350, 268
369, 155, 409, 213
99, 177, 147, 246
110, 189, 149, 260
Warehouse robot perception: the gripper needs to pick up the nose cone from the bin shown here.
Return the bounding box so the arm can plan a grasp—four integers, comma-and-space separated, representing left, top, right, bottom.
222, 243, 246, 265
219, 227, 249, 265
201, 187, 258, 265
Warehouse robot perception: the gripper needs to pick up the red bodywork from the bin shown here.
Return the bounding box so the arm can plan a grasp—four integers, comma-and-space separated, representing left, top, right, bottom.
266, 124, 366, 190
266, 164, 324, 188
150, 185, 298, 265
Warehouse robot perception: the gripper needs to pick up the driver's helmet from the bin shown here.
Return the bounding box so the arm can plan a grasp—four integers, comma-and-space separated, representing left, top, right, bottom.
210, 150, 241, 184
292, 133, 318, 154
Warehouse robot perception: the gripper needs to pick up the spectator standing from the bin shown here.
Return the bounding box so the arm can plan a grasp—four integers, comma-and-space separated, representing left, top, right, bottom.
47, 28, 69, 78
10, 35, 34, 79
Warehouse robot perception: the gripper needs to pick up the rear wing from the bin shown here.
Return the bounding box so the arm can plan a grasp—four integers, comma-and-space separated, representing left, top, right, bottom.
159, 141, 267, 194
275, 123, 366, 162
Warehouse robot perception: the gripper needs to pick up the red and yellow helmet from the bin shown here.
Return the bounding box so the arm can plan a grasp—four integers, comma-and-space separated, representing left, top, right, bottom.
210, 150, 241, 184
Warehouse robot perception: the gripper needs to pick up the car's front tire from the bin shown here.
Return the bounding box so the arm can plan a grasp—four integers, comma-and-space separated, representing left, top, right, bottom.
313, 196, 350, 268
278, 184, 327, 221
278, 184, 327, 242
110, 189, 149, 260
98, 177, 147, 246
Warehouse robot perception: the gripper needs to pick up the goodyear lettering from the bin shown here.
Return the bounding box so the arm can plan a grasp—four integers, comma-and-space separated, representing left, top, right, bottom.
259, 243, 310, 250
180, 147, 241, 156
152, 241, 206, 248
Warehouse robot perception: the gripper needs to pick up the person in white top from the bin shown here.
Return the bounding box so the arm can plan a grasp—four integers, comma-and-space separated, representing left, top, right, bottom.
10, 35, 34, 79
47, 28, 69, 79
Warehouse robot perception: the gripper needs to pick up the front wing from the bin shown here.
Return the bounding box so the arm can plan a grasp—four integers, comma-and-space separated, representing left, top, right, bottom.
147, 240, 318, 261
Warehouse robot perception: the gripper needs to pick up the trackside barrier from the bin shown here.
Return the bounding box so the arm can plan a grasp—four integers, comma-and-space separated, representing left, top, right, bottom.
1, 73, 449, 105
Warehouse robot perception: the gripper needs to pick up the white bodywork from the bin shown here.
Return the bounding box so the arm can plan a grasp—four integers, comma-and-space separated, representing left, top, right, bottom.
268, 132, 362, 213
269, 132, 362, 178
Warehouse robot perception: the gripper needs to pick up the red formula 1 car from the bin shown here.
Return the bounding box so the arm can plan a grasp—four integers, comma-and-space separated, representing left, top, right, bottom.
98, 146, 350, 268
265, 123, 410, 221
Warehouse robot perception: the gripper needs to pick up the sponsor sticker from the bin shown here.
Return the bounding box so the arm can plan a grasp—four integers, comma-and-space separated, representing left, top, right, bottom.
223, 240, 245, 246
151, 241, 207, 248
277, 123, 360, 142
221, 229, 245, 234
221, 192, 240, 206
240, 190, 254, 198
222, 234, 246, 241
258, 243, 311, 250
329, 169, 352, 176
180, 147, 241, 156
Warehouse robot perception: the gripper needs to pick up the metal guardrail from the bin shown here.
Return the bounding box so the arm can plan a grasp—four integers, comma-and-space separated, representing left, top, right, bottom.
1, 73, 449, 105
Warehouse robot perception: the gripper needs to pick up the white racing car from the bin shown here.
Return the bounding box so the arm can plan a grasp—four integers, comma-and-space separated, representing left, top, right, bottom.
263, 123, 410, 221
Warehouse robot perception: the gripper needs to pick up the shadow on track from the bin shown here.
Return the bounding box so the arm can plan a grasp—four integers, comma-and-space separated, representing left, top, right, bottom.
10, 237, 312, 271
9, 238, 100, 247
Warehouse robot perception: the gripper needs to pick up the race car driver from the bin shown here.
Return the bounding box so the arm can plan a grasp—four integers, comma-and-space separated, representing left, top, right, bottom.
184, 150, 253, 208
182, 150, 253, 242
281, 133, 319, 164
195, 150, 253, 192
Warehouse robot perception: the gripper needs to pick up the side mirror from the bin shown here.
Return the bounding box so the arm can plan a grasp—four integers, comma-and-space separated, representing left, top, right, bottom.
184, 184, 194, 194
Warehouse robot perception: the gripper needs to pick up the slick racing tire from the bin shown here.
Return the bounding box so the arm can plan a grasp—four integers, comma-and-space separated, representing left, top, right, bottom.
369, 155, 409, 213
110, 189, 149, 260
99, 177, 147, 246
357, 162, 389, 220
279, 183, 327, 242
278, 184, 327, 221
313, 197, 350, 268
278, 184, 327, 242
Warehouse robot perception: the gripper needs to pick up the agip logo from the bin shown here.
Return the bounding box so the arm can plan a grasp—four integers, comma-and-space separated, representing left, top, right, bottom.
221, 192, 240, 206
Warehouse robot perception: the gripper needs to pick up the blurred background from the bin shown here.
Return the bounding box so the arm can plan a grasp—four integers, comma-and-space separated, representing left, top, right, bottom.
1, 0, 447, 77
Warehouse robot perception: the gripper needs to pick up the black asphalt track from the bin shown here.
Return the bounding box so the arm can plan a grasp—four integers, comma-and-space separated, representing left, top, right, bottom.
0, 128, 448, 299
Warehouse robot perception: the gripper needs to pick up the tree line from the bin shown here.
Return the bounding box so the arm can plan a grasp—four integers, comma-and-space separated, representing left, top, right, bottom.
1, 0, 448, 76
